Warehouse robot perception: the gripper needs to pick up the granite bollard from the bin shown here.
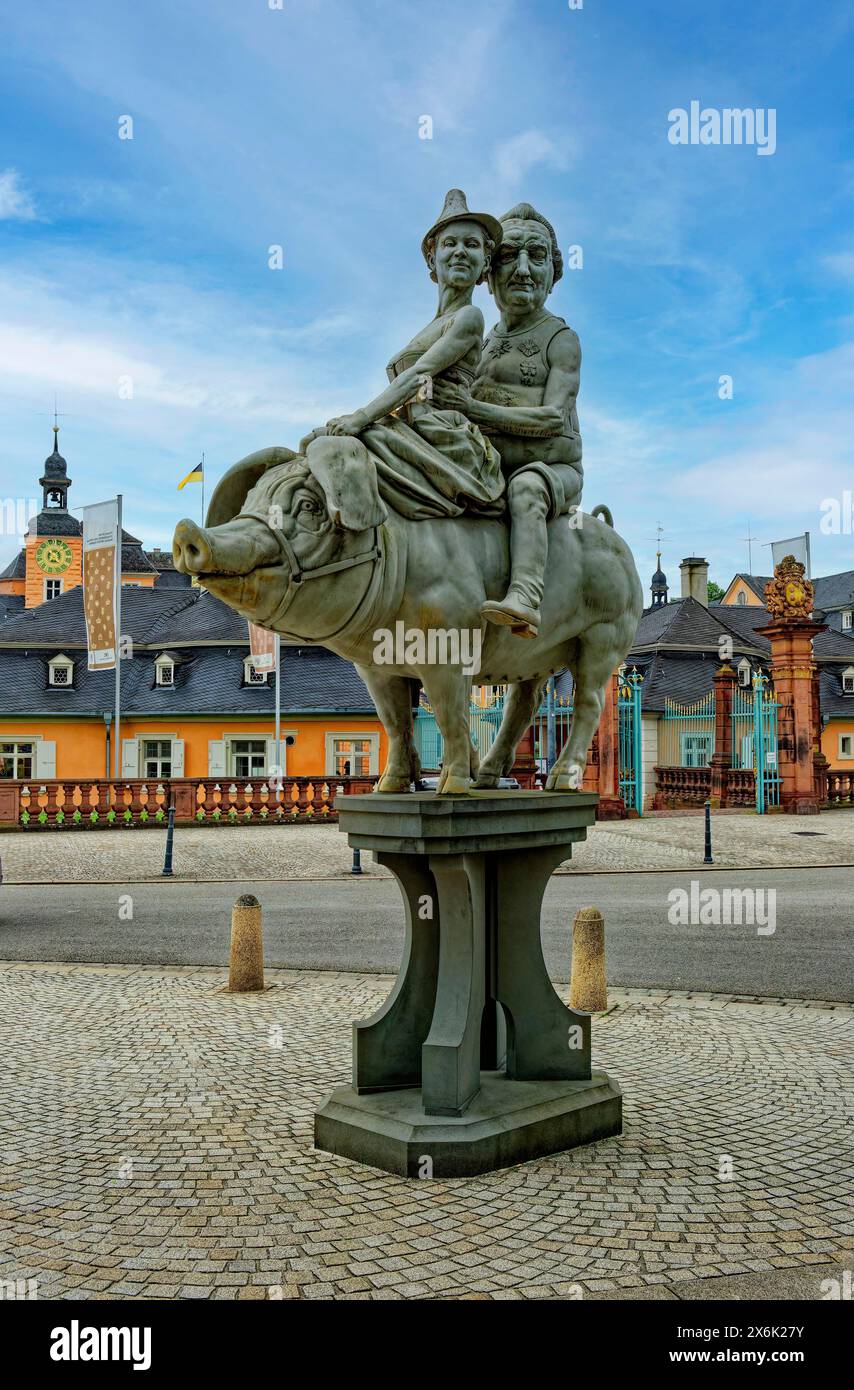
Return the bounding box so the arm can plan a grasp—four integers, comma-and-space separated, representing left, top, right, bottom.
569, 906, 608, 1013
228, 894, 264, 992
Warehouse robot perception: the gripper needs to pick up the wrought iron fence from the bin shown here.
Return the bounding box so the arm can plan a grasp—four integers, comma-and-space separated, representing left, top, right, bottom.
659, 691, 716, 768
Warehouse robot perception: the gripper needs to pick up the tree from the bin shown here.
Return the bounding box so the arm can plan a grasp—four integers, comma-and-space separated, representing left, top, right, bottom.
707, 581, 725, 602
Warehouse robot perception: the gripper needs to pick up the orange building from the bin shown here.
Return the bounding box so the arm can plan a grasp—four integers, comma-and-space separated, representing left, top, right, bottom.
0, 434, 387, 782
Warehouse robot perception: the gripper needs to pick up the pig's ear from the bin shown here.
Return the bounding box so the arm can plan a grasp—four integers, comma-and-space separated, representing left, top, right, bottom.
306, 438, 387, 531
206, 446, 299, 527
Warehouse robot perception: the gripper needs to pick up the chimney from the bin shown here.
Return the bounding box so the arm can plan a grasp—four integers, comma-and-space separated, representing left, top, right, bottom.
680, 556, 709, 607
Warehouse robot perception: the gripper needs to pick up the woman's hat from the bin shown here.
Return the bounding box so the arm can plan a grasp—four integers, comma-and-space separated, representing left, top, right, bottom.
421, 189, 503, 263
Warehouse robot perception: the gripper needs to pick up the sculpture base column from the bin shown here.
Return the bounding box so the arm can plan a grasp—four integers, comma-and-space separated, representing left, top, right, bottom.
315, 1072, 621, 1179
314, 791, 622, 1178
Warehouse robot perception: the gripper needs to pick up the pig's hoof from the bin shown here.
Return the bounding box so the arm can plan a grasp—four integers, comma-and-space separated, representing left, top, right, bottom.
545, 764, 583, 792
473, 770, 500, 789
376, 772, 411, 793
436, 770, 472, 795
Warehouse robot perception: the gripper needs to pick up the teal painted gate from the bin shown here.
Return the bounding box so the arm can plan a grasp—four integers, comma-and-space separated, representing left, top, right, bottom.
732, 672, 781, 813
413, 673, 643, 814
618, 668, 644, 814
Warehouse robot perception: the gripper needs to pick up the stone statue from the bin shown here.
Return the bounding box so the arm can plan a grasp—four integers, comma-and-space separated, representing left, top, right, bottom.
301, 189, 506, 521
172, 191, 643, 795
173, 444, 641, 793
433, 202, 582, 639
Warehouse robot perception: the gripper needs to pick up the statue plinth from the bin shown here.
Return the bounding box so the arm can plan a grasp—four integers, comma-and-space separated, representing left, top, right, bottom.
314, 790, 622, 1178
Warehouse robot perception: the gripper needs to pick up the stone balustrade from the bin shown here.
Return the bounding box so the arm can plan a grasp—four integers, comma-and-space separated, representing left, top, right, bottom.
0, 776, 378, 829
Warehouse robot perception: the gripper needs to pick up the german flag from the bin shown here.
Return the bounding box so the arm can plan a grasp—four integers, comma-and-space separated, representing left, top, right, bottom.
177, 459, 204, 490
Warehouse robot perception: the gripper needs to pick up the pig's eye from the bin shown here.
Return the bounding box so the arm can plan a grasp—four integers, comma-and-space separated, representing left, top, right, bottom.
298, 499, 320, 515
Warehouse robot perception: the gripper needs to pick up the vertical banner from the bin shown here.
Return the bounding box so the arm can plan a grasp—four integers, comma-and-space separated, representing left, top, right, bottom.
248, 621, 277, 670
83, 499, 120, 670
771, 532, 810, 576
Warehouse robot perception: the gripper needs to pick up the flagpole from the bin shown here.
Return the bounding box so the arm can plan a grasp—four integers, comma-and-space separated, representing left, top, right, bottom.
114, 494, 123, 778
275, 633, 281, 779
201, 452, 205, 525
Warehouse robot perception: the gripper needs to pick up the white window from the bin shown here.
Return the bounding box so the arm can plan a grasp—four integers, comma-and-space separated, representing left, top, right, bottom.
230, 739, 268, 778
44, 578, 63, 601
48, 654, 74, 687
839, 735, 853, 759
325, 732, 381, 778
736, 592, 747, 606
842, 611, 852, 631
737, 659, 752, 687
143, 739, 172, 778
680, 732, 713, 768
0, 741, 34, 778
843, 668, 854, 695
155, 655, 175, 687
243, 657, 269, 685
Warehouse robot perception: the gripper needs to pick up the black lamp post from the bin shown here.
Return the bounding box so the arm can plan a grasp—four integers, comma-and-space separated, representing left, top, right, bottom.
103, 711, 112, 779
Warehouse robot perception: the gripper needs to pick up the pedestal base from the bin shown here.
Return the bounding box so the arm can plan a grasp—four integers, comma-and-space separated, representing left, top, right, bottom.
315, 1071, 622, 1178
315, 791, 621, 1178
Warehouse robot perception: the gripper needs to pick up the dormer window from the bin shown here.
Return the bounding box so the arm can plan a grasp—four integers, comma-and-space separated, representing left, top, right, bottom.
155, 654, 175, 687
737, 658, 752, 687
736, 592, 747, 606
48, 654, 74, 687
843, 667, 854, 695
243, 656, 269, 685
843, 610, 853, 631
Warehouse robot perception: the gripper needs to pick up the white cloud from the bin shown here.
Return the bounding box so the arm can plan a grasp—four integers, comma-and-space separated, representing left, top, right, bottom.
822, 252, 854, 281
0, 169, 36, 221
492, 130, 573, 191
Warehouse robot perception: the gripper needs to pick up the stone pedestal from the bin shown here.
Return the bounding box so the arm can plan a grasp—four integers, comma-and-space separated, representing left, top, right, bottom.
756, 619, 827, 814
314, 791, 622, 1178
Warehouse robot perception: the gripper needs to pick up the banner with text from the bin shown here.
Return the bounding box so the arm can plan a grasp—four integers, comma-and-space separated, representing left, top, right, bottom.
248, 621, 278, 670
83, 499, 120, 670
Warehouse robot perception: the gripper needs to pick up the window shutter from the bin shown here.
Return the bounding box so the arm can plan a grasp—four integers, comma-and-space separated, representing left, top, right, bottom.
171, 739, 185, 776
121, 739, 139, 777
208, 739, 226, 776
35, 741, 56, 778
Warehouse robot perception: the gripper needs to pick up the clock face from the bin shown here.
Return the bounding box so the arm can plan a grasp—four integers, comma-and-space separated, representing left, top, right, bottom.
36, 539, 73, 574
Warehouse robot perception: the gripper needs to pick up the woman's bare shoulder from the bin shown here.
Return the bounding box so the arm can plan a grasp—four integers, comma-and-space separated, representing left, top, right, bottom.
442, 303, 484, 335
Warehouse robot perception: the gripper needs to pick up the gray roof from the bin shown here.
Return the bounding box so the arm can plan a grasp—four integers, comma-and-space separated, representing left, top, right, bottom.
0, 583, 376, 717
820, 667, 854, 719
0, 549, 25, 580
814, 571, 854, 611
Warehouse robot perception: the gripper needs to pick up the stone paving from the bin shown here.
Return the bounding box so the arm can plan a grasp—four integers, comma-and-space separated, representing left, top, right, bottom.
3, 807, 854, 882
0, 962, 850, 1300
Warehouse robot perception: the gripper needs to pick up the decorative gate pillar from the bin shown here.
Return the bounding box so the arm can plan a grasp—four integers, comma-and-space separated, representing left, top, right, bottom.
593, 671, 626, 819
709, 663, 737, 808
756, 557, 827, 815
510, 723, 538, 788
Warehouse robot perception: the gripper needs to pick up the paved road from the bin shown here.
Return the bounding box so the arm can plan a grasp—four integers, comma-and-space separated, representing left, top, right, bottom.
2, 868, 851, 1000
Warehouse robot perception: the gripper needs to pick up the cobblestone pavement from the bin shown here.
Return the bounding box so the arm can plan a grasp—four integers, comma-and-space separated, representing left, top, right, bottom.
0, 963, 850, 1300
3, 807, 854, 882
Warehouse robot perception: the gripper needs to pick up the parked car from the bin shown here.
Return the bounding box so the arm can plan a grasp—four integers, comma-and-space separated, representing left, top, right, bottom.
418, 776, 521, 791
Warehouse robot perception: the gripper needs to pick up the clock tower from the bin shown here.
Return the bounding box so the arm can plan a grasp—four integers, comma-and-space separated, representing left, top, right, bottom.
24, 428, 84, 608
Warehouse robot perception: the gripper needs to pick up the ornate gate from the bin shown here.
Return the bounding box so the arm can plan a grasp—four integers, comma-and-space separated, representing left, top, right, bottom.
618, 668, 643, 814
732, 673, 781, 813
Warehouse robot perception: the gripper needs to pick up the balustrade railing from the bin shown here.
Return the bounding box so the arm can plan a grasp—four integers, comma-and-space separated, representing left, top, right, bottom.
0, 776, 378, 829
826, 771, 854, 806
652, 765, 711, 809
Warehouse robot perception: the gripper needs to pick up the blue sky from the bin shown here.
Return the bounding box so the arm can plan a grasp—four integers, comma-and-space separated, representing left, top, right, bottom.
1, 0, 852, 592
